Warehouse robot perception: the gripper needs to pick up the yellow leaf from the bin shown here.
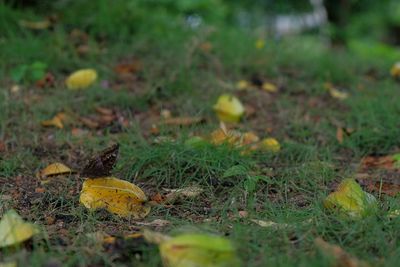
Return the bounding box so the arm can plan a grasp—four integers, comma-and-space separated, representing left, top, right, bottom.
236, 80, 251, 90
0, 210, 39, 248
261, 82, 278, 93
41, 115, 64, 129
37, 162, 72, 180
324, 179, 377, 218
255, 39, 265, 49
213, 94, 245, 123
325, 82, 348, 100
160, 233, 240, 267
79, 177, 150, 218
66, 69, 98, 90
259, 138, 280, 152
390, 62, 400, 78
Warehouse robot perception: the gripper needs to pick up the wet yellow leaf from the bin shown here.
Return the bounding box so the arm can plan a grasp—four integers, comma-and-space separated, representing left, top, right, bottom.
79, 177, 150, 218
390, 62, 400, 78
66, 69, 98, 90
324, 179, 378, 218
213, 94, 245, 123
261, 82, 278, 93
0, 210, 39, 248
37, 162, 72, 180
259, 138, 280, 152
159, 233, 240, 267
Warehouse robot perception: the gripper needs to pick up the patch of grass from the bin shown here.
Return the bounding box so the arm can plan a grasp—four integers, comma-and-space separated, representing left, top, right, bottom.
0, 1, 400, 266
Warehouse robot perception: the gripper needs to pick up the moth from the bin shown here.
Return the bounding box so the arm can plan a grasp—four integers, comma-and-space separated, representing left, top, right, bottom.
80, 143, 119, 178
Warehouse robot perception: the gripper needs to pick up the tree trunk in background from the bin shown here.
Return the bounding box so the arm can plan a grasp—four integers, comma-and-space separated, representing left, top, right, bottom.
324, 0, 351, 46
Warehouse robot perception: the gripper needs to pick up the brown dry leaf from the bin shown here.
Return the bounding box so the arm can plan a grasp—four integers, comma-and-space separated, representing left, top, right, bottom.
336, 127, 344, 144
35, 72, 55, 88
163, 186, 204, 203
162, 117, 205, 126
315, 237, 370, 267
80, 117, 100, 129
79, 177, 150, 218
95, 107, 114, 116
37, 162, 73, 180
360, 156, 395, 170
114, 60, 142, 75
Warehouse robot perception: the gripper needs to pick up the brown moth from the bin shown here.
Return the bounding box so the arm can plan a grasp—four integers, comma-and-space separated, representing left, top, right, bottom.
80, 143, 119, 178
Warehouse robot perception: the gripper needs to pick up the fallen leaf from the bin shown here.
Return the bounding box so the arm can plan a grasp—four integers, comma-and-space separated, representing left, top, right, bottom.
41, 113, 65, 129
258, 138, 280, 152
325, 82, 348, 100
0, 210, 39, 248
35, 72, 55, 88
390, 62, 400, 78
213, 94, 245, 123
360, 156, 395, 170
163, 186, 204, 203
19, 19, 51, 30
324, 179, 378, 218
113, 61, 142, 75
66, 69, 97, 90
236, 80, 251, 90
261, 82, 278, 93
336, 127, 344, 144
37, 162, 72, 180
95, 107, 114, 116
144, 230, 240, 267
79, 177, 150, 218
162, 117, 205, 126
80, 117, 100, 129
315, 237, 370, 267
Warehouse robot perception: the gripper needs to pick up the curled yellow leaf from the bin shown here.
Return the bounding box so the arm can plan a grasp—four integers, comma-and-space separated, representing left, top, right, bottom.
66, 69, 97, 90
0, 210, 39, 248
37, 162, 72, 180
213, 94, 245, 123
79, 177, 150, 218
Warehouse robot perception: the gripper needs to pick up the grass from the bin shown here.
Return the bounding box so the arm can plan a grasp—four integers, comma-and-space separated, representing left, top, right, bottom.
1, 1, 400, 266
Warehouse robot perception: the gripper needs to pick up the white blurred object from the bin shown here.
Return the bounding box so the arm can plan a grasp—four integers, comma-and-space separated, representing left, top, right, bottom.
273, 0, 327, 35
